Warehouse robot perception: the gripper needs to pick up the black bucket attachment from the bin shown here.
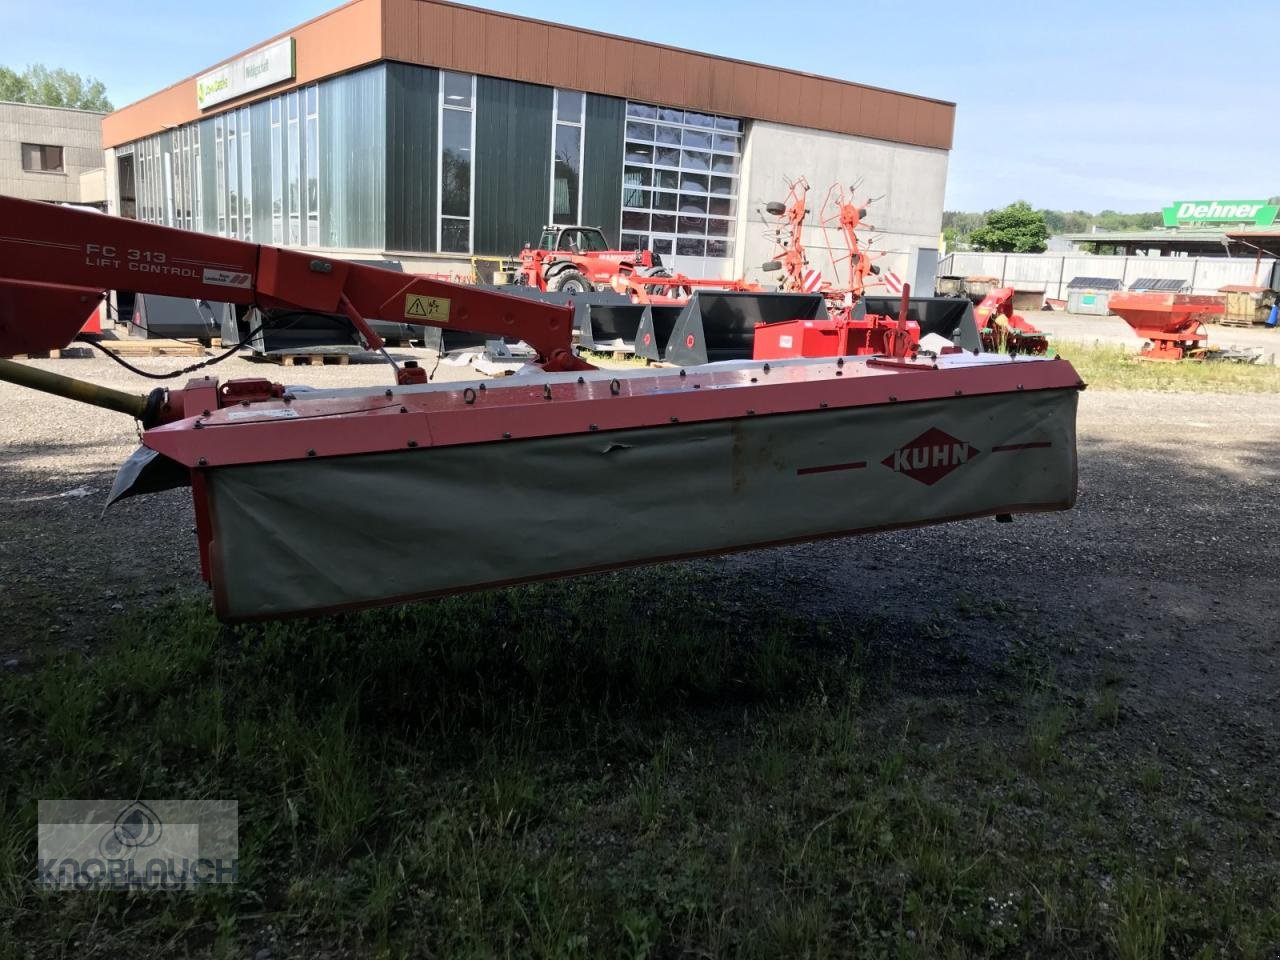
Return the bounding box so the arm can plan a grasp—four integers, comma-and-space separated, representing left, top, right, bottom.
663, 291, 829, 365
245, 309, 422, 354
633, 304, 684, 361
861, 296, 982, 352
244, 260, 421, 354
572, 293, 646, 353
436, 285, 570, 355
131, 294, 228, 342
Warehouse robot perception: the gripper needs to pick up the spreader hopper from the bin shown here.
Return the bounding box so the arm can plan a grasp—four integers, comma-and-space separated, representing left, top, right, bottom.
1108, 292, 1225, 361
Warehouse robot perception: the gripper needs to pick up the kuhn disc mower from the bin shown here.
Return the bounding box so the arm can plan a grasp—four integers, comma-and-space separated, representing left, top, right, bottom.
0, 198, 1084, 621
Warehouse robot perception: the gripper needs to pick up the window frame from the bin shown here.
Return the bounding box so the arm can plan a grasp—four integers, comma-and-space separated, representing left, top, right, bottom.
620, 102, 743, 266
20, 142, 64, 174
214, 117, 226, 236
436, 71, 476, 255
286, 90, 301, 246
239, 106, 253, 241
270, 96, 283, 244
550, 88, 586, 228
303, 84, 319, 247
226, 110, 239, 238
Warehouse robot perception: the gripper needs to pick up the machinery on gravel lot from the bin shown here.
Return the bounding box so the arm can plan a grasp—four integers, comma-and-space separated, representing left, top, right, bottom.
1108, 292, 1263, 362
646, 177, 984, 367
0, 197, 1083, 621
972, 286, 1050, 355
515, 225, 670, 294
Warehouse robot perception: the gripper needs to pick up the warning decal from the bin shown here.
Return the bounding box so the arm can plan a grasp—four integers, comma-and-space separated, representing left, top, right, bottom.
404, 294, 450, 323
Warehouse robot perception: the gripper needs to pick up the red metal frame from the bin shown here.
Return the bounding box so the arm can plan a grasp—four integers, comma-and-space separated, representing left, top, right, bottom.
614, 273, 761, 304
973, 287, 1049, 355
1108, 292, 1225, 361
766, 177, 814, 293
0, 280, 105, 356
145, 347, 1081, 469
515, 225, 655, 293
0, 197, 591, 376
818, 181, 887, 300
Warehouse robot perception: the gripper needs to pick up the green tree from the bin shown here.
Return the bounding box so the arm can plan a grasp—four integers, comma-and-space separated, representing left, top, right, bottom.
0, 64, 112, 111
969, 201, 1049, 253
1063, 210, 1091, 233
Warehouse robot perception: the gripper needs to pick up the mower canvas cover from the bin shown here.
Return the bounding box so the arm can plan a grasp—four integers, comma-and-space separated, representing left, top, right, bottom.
134, 353, 1081, 620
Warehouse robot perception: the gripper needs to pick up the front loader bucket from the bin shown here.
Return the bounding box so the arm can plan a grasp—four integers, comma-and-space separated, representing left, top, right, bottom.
862, 296, 982, 352
663, 292, 829, 365
573, 294, 646, 353
132, 294, 224, 342
634, 305, 684, 361
245, 308, 423, 354
423, 287, 571, 357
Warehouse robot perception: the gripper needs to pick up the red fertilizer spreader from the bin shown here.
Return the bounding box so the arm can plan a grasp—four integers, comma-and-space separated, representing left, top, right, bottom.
1107, 292, 1225, 361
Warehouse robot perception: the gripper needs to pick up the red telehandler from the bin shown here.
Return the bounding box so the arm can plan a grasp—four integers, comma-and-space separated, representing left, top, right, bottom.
0, 197, 1083, 621
514, 225, 670, 293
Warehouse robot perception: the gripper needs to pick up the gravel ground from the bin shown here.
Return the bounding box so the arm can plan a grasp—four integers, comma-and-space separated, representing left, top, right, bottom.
2, 348, 1278, 774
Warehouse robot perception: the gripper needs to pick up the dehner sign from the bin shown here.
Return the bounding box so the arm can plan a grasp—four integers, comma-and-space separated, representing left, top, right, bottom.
1162, 200, 1279, 227
197, 38, 296, 110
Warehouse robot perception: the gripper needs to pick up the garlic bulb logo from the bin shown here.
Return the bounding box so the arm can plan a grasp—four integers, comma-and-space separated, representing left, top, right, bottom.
99, 801, 163, 857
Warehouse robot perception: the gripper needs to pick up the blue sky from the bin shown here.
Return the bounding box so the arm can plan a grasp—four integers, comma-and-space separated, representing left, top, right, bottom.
3, 0, 1274, 212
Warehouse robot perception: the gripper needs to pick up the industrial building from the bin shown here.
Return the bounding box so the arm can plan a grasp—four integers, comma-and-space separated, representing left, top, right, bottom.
0, 101, 107, 207
100, 0, 954, 282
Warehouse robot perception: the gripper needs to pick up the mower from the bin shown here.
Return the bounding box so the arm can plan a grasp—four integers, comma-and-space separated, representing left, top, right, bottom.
0, 197, 1084, 621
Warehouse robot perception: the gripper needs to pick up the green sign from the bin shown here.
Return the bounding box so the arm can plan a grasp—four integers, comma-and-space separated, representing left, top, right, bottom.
197, 37, 295, 110
1162, 200, 1278, 228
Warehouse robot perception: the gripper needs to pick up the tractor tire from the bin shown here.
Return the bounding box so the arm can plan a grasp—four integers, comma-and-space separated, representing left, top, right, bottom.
547, 269, 591, 294
640, 266, 675, 298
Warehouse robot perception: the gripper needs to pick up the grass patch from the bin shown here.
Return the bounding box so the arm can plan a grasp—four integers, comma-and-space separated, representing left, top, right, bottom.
1053, 342, 1280, 393
583, 350, 651, 368
1, 570, 1277, 957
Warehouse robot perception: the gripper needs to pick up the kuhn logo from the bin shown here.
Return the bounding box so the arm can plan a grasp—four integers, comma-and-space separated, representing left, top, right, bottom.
882, 428, 979, 486
202, 268, 252, 289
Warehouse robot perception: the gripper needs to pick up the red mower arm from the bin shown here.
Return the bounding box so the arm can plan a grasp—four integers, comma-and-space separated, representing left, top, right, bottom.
0, 197, 590, 373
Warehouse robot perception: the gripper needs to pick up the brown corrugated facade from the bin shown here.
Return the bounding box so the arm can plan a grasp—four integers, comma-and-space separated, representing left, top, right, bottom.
103, 0, 953, 150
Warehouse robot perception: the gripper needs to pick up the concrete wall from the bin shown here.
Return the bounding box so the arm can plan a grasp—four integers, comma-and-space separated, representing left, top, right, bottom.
939, 252, 1278, 300
735, 119, 949, 286
0, 102, 105, 203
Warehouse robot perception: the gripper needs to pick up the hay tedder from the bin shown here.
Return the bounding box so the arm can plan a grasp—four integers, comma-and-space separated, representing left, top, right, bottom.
0, 197, 1083, 621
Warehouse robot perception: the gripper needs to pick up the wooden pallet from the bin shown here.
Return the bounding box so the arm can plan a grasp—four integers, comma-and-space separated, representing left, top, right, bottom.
9, 346, 89, 360
278, 353, 352, 367
104, 338, 207, 357
1216, 317, 1257, 328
